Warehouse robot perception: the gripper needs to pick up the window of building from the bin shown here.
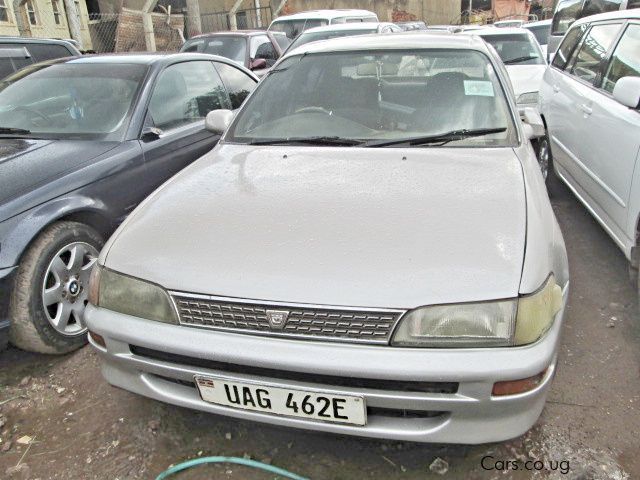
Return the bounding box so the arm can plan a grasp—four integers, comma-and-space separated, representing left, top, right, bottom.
0, 0, 9, 22
52, 0, 62, 25
25, 0, 38, 25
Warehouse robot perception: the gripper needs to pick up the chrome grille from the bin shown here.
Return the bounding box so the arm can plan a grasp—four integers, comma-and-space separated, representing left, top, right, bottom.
171, 293, 406, 344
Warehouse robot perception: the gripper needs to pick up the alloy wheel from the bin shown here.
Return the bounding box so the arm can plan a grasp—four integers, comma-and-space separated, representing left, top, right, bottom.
41, 242, 99, 336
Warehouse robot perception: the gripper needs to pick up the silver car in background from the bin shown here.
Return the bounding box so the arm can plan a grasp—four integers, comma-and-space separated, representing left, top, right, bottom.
86, 33, 569, 444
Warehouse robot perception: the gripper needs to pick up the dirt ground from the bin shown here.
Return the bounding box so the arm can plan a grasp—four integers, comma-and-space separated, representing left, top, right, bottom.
0, 184, 639, 480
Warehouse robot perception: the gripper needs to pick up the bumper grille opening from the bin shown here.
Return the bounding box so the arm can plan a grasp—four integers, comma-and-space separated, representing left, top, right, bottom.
367, 407, 446, 419
130, 345, 458, 394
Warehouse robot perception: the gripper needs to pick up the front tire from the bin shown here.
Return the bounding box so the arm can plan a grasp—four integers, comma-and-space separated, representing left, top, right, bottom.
537, 133, 562, 196
8, 221, 103, 354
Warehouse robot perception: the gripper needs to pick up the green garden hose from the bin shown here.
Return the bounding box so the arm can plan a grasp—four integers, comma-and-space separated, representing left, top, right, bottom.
155, 456, 309, 480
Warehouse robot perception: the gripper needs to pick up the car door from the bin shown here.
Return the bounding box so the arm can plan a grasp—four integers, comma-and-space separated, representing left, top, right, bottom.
577, 22, 640, 238
140, 60, 232, 187
545, 22, 622, 201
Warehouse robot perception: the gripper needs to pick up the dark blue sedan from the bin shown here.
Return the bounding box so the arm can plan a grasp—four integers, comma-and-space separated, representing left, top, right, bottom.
0, 53, 258, 353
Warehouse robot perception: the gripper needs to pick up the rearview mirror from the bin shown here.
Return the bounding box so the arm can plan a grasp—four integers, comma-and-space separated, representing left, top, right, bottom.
612, 76, 640, 109
250, 58, 267, 70
522, 107, 545, 139
205, 109, 234, 134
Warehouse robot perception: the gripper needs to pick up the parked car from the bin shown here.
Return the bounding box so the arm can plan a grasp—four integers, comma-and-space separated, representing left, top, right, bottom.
0, 37, 80, 79
86, 33, 568, 445
548, 0, 638, 60
283, 23, 401, 54
0, 53, 258, 353
462, 28, 547, 116
180, 31, 285, 77
395, 21, 428, 31
268, 9, 379, 39
539, 10, 640, 282
524, 19, 552, 56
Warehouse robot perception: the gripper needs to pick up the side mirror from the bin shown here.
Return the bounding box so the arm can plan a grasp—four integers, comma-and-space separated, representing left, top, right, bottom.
250, 58, 267, 70
140, 126, 162, 142
612, 76, 640, 109
205, 109, 234, 134
522, 107, 545, 139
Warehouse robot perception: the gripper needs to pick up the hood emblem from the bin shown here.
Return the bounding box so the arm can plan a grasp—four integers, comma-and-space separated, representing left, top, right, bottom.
265, 309, 290, 329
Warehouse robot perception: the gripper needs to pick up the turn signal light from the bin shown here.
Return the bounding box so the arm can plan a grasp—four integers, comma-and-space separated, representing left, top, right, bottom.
491, 369, 547, 396
88, 330, 106, 348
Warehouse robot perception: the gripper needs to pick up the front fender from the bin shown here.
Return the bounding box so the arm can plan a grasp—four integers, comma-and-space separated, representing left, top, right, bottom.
0, 194, 112, 268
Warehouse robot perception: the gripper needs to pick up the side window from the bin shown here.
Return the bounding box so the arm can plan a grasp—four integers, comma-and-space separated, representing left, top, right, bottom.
27, 44, 75, 61
581, 0, 622, 19
552, 24, 586, 69
602, 24, 640, 94
148, 61, 231, 131
569, 23, 622, 84
250, 35, 277, 66
215, 62, 258, 109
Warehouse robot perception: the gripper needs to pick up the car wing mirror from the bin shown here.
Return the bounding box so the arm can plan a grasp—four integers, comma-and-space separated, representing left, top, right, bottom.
205, 109, 234, 134
141, 126, 162, 142
612, 76, 640, 110
522, 107, 545, 139
250, 58, 267, 70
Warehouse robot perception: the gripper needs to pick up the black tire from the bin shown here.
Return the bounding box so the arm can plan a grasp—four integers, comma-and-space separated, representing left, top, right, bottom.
8, 221, 103, 354
538, 133, 563, 197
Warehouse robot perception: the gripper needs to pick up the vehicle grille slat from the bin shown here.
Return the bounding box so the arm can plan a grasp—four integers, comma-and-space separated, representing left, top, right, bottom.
172, 293, 405, 344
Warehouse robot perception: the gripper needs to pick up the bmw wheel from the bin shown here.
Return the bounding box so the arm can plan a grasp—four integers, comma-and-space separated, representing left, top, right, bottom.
9, 221, 103, 354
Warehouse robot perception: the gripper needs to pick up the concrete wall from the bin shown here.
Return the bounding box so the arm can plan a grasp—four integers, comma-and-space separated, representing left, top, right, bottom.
113, 7, 184, 51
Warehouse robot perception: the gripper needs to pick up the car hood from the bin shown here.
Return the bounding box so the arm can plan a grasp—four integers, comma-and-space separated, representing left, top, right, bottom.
104, 145, 527, 309
0, 138, 119, 207
505, 64, 546, 97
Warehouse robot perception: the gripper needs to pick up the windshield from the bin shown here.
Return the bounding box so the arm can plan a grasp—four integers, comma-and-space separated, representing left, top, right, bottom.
270, 19, 329, 39
0, 63, 147, 140
286, 28, 378, 53
227, 50, 517, 147
525, 24, 551, 45
182, 36, 247, 64
480, 33, 545, 65
552, 0, 582, 35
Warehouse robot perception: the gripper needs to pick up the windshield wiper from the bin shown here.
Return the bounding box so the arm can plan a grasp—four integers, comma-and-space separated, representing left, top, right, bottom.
246, 136, 366, 147
503, 55, 539, 65
364, 128, 508, 148
0, 127, 31, 135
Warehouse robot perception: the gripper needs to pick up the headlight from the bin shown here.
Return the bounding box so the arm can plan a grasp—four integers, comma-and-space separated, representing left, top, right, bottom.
391, 276, 562, 347
517, 91, 539, 105
88, 265, 178, 324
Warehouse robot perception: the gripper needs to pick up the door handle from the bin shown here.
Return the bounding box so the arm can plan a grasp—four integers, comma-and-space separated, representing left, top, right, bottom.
579, 103, 593, 115
552, 85, 560, 93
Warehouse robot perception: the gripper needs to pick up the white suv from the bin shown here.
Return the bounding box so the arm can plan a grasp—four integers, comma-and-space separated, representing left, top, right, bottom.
539, 9, 640, 285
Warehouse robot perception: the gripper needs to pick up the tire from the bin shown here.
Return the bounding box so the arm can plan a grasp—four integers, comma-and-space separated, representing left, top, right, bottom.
537, 133, 562, 197
8, 221, 103, 354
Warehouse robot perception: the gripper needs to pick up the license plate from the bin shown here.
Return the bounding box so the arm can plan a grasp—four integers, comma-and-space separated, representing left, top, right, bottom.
194, 375, 367, 426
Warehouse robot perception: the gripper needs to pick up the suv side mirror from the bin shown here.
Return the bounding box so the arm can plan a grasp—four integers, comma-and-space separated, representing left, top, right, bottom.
522, 107, 545, 139
612, 76, 640, 109
250, 58, 267, 70
205, 109, 234, 134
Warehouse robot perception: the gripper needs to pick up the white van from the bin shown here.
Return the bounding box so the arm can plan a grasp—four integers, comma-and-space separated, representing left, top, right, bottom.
268, 9, 379, 39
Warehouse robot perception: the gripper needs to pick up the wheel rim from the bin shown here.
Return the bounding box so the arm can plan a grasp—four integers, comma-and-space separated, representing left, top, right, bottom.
41, 242, 99, 336
538, 138, 550, 180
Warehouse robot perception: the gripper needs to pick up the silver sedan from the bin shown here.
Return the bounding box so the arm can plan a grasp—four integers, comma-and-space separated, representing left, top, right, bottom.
86, 33, 569, 444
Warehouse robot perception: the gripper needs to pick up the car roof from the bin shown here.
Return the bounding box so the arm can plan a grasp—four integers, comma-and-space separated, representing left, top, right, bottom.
60, 52, 239, 66
271, 9, 377, 21
298, 22, 386, 34
0, 36, 80, 54
188, 30, 266, 39
284, 32, 488, 57
524, 19, 552, 27
461, 27, 533, 36
572, 7, 640, 27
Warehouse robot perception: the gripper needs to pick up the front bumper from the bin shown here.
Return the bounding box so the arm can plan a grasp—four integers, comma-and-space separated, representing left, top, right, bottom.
85, 290, 566, 444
